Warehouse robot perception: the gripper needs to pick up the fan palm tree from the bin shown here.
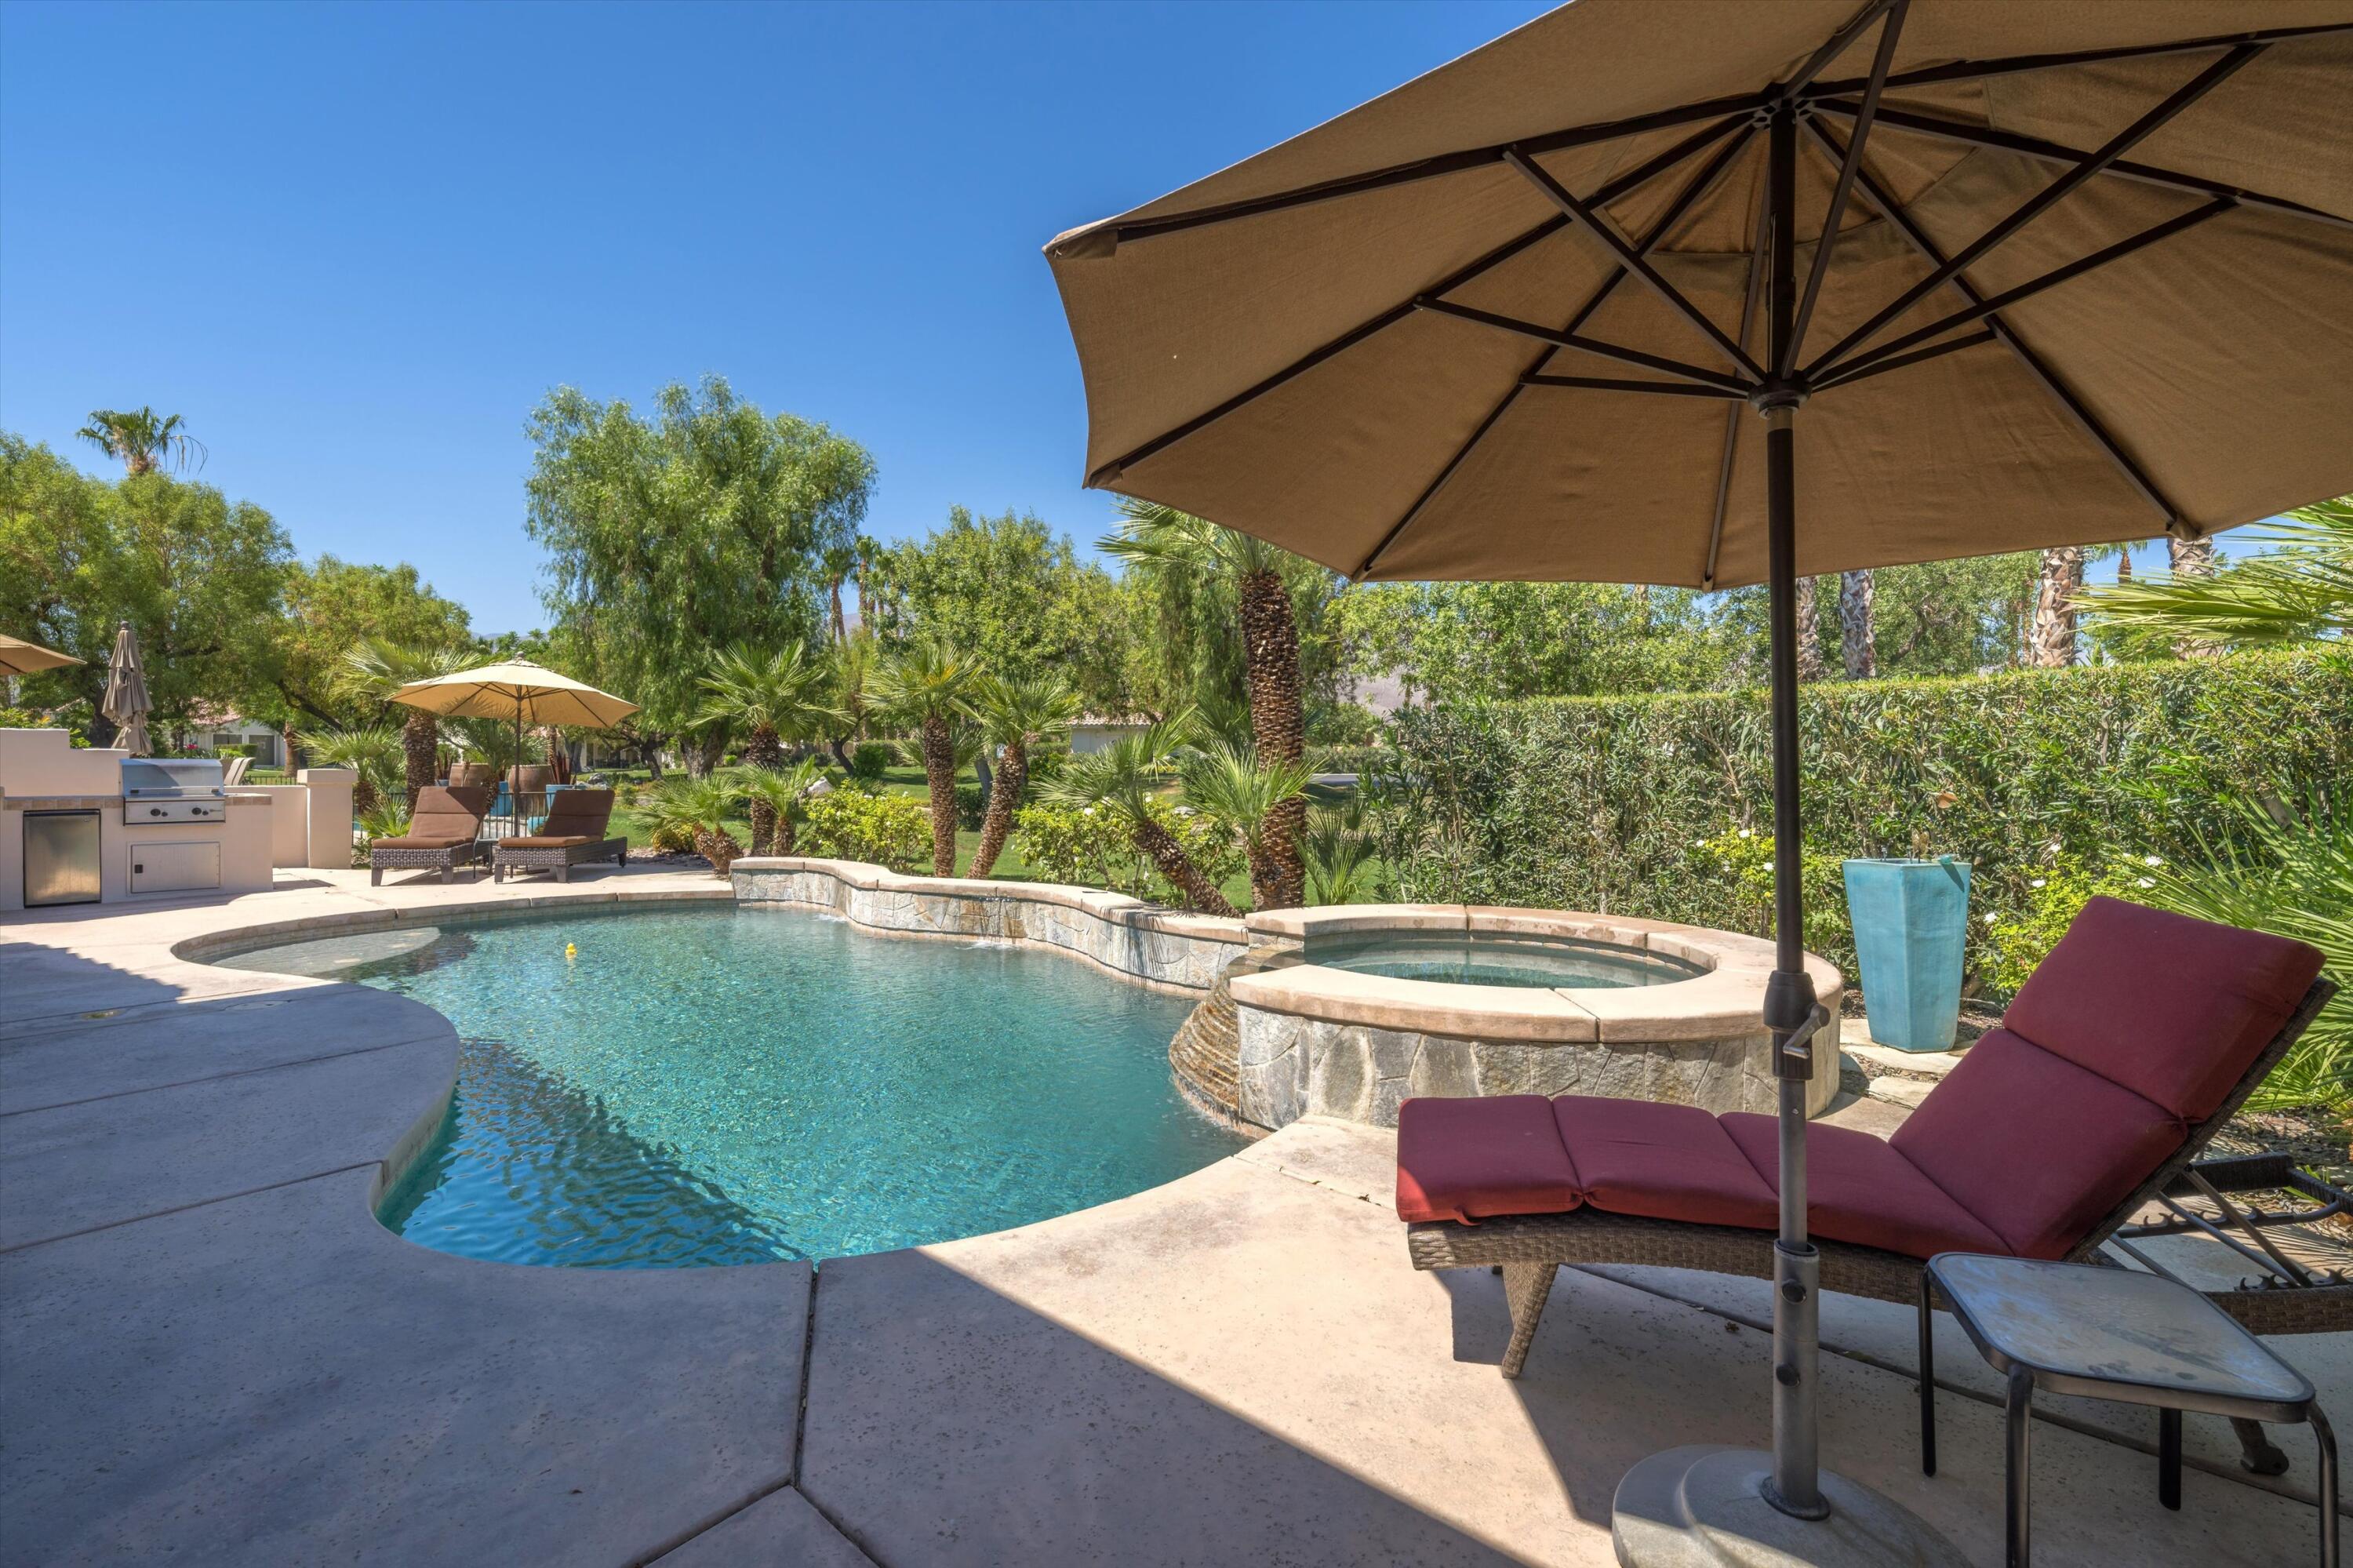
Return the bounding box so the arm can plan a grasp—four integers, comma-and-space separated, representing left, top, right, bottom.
1103, 498, 1309, 908
1301, 796, 1382, 906
342, 638, 471, 809
968, 673, 1082, 878
696, 642, 842, 855
1178, 738, 1312, 911
2082, 498, 2353, 656
733, 759, 824, 857
822, 631, 878, 772
1047, 714, 1236, 917
297, 726, 402, 816
76, 408, 204, 476
867, 633, 983, 875
640, 773, 747, 877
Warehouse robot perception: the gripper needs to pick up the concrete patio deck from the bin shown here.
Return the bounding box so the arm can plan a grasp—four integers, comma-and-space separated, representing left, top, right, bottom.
2, 866, 2343, 1566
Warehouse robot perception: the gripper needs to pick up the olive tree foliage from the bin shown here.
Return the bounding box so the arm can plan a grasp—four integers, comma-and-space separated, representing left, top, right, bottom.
866, 507, 1129, 715
0, 434, 289, 738
263, 556, 472, 731
523, 377, 876, 729
1333, 581, 1741, 705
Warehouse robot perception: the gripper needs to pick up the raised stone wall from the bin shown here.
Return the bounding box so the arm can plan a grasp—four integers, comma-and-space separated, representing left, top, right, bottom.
731, 857, 1247, 993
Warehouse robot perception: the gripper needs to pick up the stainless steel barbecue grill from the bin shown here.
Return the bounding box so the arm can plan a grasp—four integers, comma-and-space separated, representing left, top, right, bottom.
120, 758, 228, 824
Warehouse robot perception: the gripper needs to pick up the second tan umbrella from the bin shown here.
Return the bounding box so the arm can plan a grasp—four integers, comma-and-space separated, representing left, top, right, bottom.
388, 660, 638, 829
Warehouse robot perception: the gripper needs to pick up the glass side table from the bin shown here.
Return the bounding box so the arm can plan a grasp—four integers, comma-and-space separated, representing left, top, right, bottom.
1919, 1251, 2337, 1567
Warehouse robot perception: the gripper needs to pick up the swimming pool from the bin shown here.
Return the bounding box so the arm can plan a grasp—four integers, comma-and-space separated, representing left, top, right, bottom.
216, 906, 1238, 1268
1301, 929, 1704, 988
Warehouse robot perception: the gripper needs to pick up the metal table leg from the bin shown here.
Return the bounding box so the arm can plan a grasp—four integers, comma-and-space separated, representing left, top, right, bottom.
2312, 1405, 2338, 1568
2158, 1407, 2183, 1511
2007, 1366, 2035, 1568
1918, 1269, 1937, 1476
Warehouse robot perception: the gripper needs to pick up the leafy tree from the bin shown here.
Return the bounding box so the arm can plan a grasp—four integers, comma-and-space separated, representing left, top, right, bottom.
1179, 737, 1312, 911
969, 673, 1082, 878
1046, 714, 1237, 916
1337, 580, 1740, 704
1105, 499, 1329, 907
524, 376, 876, 731
2083, 499, 2351, 656
267, 557, 473, 734
867, 633, 983, 875
869, 508, 1130, 715
0, 435, 288, 741
696, 643, 841, 854
76, 408, 203, 476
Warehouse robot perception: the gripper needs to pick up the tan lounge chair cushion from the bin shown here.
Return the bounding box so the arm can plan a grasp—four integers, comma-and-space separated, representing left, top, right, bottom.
504, 834, 598, 849
373, 835, 474, 852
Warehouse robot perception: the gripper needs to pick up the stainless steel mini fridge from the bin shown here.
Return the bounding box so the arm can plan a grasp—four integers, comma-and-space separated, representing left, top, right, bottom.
24, 809, 101, 906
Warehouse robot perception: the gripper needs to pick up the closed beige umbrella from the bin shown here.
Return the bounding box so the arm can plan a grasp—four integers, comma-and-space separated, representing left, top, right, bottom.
388, 660, 638, 830
100, 622, 151, 758
0, 635, 81, 678
1046, 2, 2353, 1559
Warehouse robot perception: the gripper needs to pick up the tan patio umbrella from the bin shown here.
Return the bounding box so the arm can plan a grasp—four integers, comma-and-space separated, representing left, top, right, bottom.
0, 635, 81, 678
100, 621, 151, 758
387, 659, 638, 826
1046, 2, 2353, 1560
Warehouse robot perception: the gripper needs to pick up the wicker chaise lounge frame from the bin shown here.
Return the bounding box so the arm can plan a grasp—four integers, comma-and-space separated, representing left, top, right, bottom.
493, 837, 627, 883
1407, 979, 2340, 1383
369, 839, 489, 886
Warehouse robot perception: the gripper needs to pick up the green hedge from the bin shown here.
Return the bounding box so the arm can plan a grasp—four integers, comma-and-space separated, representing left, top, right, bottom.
1377, 649, 2353, 992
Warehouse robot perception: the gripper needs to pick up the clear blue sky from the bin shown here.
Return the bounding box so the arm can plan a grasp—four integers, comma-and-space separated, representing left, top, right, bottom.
1, 0, 1558, 635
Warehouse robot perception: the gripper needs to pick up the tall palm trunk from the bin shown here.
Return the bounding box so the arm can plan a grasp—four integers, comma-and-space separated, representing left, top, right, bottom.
1838, 569, 1876, 679
1793, 577, 1826, 681
400, 711, 438, 810
1236, 568, 1306, 908
693, 827, 744, 879
1134, 816, 1237, 917
921, 712, 958, 875
742, 724, 783, 856
2169, 533, 2220, 657
1242, 835, 1284, 913
2028, 545, 2087, 667
971, 740, 1027, 878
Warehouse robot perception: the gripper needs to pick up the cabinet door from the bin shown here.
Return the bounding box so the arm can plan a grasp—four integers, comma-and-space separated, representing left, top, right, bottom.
129, 840, 222, 894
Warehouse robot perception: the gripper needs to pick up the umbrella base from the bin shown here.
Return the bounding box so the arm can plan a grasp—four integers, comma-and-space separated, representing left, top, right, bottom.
1613, 1446, 1968, 1568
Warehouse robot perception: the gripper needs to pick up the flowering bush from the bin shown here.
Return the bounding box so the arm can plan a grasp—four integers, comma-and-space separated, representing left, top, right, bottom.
1979, 855, 2162, 994
798, 789, 929, 873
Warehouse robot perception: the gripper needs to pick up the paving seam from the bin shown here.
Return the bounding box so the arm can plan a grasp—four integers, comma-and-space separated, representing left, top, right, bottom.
791, 1266, 901, 1567
0, 1029, 451, 1117
1569, 1263, 2337, 1512
791, 1264, 819, 1483
0, 972, 300, 1029
0, 1160, 380, 1254
624, 1472, 803, 1567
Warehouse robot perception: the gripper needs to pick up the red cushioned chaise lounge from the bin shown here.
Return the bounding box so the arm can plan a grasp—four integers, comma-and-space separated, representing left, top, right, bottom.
1398, 897, 2337, 1393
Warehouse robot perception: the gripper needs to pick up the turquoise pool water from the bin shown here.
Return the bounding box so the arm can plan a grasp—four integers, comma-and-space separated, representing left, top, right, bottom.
216, 906, 1237, 1268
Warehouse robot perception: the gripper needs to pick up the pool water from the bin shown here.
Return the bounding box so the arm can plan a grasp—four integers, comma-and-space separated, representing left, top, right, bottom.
1303, 930, 1703, 989
216, 907, 1238, 1268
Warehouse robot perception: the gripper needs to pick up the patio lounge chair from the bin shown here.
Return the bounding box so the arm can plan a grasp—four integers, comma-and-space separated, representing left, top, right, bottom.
1398, 897, 2339, 1388
491, 788, 626, 883
368, 785, 496, 886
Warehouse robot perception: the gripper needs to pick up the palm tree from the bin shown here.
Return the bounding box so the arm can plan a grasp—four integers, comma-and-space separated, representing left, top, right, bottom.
1792, 577, 1827, 681
2027, 544, 2089, 666
1179, 738, 1312, 911
1837, 569, 1875, 678
696, 642, 842, 854
76, 408, 204, 476
2082, 498, 2353, 654
641, 773, 747, 877
1301, 796, 1381, 905
867, 634, 983, 875
297, 726, 402, 816
968, 673, 1082, 879
822, 631, 877, 772
820, 542, 858, 646
342, 638, 471, 809
733, 760, 825, 857
1103, 498, 1309, 907
1047, 715, 1237, 917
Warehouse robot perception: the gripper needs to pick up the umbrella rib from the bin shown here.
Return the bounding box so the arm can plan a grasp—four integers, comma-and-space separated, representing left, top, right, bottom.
1524, 375, 1741, 398
1802, 43, 2263, 380
1704, 166, 1774, 591
1805, 20, 2353, 100
1806, 118, 2180, 526
1091, 91, 1766, 248
1086, 115, 1746, 486
1349, 127, 1762, 582
1418, 299, 1753, 392
1780, 0, 1900, 99
1504, 149, 1766, 382
1811, 98, 2353, 235
1814, 195, 2237, 384
1809, 326, 1998, 392
1784, 0, 1907, 374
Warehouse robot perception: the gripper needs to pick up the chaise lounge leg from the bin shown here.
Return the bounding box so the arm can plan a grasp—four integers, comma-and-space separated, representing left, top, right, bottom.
370, 867, 382, 886
2233, 1416, 2292, 1476
1498, 1261, 1558, 1380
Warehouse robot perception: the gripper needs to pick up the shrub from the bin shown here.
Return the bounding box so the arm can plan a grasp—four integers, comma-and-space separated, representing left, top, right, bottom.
798, 789, 929, 873
955, 781, 987, 831
648, 821, 697, 855
1379, 649, 2353, 993
848, 743, 893, 783
1013, 799, 1242, 902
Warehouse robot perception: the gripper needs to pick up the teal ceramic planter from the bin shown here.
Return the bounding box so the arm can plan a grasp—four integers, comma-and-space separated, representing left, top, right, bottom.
1842, 857, 1972, 1053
